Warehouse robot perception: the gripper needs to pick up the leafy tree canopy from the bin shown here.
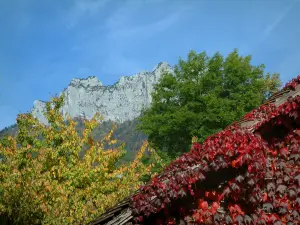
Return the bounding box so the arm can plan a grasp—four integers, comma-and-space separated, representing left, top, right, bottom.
137, 49, 281, 158
0, 95, 158, 225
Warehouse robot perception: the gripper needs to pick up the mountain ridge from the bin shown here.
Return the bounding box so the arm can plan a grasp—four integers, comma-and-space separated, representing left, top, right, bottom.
31, 62, 174, 124
0, 62, 173, 160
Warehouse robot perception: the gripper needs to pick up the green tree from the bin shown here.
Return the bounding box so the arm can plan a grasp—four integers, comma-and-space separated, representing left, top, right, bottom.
137, 49, 281, 158
0, 95, 156, 225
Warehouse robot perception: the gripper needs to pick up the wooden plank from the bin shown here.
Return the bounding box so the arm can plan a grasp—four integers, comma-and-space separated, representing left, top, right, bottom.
105, 208, 133, 225
274, 84, 300, 106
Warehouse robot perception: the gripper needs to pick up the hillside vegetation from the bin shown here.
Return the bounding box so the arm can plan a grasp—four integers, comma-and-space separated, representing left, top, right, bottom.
0, 117, 147, 163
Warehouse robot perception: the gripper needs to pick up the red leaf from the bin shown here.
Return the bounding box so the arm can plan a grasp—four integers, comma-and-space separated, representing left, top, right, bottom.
212, 202, 219, 214
198, 200, 208, 210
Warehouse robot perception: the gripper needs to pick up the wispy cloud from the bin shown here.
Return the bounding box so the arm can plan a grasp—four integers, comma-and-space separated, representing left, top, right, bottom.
65, 0, 111, 28
108, 13, 181, 39
246, 0, 298, 55
105, 0, 191, 40
95, 0, 192, 79
260, 2, 294, 44
66, 0, 192, 81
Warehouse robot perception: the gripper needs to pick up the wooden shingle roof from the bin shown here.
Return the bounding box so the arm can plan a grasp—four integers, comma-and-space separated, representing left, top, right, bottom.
89, 78, 300, 225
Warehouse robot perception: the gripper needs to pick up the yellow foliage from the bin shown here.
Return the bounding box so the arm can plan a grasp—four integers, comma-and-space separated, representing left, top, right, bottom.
0, 95, 156, 225
191, 136, 198, 143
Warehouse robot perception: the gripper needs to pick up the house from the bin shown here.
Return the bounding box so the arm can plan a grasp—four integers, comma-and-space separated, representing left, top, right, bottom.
90, 76, 300, 225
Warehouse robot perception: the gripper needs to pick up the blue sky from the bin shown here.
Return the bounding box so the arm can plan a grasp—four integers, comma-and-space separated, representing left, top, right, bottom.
0, 0, 299, 129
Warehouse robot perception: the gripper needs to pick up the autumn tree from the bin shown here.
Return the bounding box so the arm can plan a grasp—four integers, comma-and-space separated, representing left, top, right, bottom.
0, 95, 158, 225
137, 49, 281, 158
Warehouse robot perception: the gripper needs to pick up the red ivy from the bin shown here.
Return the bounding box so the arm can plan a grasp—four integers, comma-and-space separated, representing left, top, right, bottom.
283, 75, 300, 91
130, 81, 300, 225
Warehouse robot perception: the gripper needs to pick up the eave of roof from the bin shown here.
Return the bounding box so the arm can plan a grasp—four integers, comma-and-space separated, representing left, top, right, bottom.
89, 80, 300, 225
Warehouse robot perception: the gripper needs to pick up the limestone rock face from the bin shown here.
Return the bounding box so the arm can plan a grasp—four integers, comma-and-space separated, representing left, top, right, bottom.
31, 62, 173, 124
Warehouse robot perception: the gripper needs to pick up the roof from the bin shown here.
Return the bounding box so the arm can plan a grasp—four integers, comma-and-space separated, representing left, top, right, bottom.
89, 76, 300, 225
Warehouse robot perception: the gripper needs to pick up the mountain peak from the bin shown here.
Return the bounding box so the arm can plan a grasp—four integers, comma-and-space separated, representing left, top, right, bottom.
70, 76, 103, 87
32, 62, 174, 124
152, 62, 171, 72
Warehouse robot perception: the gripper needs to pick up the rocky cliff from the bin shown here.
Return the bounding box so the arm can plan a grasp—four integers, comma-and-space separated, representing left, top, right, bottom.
31, 62, 173, 124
